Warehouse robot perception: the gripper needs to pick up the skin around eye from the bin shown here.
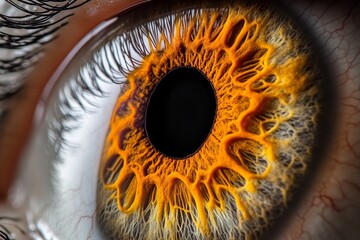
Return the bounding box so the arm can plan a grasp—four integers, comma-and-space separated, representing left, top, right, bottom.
0, 0, 359, 240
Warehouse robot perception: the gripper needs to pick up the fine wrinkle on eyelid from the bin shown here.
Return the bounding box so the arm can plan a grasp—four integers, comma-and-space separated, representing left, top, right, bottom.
0, 0, 359, 240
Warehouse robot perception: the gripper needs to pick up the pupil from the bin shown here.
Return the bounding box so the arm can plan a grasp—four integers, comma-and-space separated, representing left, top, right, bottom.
145, 67, 217, 159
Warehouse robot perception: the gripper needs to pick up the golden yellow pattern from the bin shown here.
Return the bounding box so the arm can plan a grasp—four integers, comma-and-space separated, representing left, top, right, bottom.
97, 5, 320, 240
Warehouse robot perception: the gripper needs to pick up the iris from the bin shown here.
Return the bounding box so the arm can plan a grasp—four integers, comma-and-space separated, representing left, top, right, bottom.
97, 1, 323, 239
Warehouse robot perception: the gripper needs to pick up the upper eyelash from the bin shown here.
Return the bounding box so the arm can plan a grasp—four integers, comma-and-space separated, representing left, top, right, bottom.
0, 0, 90, 74
0, 0, 90, 125
48, 55, 119, 156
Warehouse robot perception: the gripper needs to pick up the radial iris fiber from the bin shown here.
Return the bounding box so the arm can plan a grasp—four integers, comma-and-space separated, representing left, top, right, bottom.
97, 3, 322, 240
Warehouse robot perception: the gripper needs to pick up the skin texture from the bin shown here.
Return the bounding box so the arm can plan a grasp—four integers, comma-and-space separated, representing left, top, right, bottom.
0, 0, 359, 239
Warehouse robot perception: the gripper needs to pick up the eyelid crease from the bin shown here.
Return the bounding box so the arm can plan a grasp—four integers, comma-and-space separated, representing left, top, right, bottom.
0, 0, 149, 201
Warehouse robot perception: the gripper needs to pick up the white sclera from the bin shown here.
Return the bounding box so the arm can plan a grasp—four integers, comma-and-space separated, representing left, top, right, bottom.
8, 20, 127, 239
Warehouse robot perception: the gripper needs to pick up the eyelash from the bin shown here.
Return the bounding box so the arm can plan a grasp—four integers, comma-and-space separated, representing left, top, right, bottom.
0, 0, 91, 125
0, 216, 26, 239
0, 0, 90, 73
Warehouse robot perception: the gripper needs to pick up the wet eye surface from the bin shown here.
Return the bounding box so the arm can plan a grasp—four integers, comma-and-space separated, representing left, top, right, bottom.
93, 1, 326, 239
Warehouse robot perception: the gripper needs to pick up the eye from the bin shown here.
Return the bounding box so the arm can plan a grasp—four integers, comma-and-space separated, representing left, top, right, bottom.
0, 0, 356, 240
94, 3, 324, 239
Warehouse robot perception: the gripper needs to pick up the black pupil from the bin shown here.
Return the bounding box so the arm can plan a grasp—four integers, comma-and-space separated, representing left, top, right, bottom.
145, 67, 217, 159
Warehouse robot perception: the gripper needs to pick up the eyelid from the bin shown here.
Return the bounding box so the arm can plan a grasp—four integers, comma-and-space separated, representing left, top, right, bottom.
0, 0, 149, 201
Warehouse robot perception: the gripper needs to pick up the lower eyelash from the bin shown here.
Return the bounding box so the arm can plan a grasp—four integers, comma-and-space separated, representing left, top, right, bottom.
0, 216, 27, 239
48, 56, 124, 157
